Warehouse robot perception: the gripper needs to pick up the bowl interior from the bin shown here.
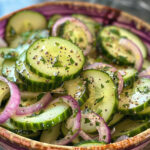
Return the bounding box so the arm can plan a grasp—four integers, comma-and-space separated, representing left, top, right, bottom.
0, 1, 150, 150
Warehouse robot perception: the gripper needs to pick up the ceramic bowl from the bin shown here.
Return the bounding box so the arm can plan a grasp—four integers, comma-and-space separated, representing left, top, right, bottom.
0, 1, 150, 150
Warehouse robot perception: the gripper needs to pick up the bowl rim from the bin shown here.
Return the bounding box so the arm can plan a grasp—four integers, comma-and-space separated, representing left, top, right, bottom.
0, 1, 150, 150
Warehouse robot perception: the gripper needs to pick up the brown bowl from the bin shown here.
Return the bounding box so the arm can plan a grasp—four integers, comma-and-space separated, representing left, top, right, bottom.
0, 1, 150, 150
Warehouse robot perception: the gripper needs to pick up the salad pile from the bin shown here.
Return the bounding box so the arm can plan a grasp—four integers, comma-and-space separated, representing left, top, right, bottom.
0, 10, 150, 147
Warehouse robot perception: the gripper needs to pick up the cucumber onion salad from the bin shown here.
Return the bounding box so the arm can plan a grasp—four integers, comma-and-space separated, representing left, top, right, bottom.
0, 10, 150, 147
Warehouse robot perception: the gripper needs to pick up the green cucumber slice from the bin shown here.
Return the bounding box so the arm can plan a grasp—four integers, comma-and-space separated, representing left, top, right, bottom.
59, 19, 93, 54
16, 52, 62, 92
108, 113, 124, 127
40, 124, 60, 143
81, 70, 118, 123
0, 81, 9, 105
118, 67, 138, 88
119, 78, 150, 114
143, 60, 150, 70
72, 14, 101, 37
26, 37, 85, 81
112, 119, 150, 141
5, 10, 47, 45
1, 120, 40, 139
20, 93, 45, 107
48, 14, 62, 32
75, 140, 106, 147
2, 59, 28, 91
0, 48, 17, 75
9, 30, 49, 48
64, 77, 89, 106
130, 106, 150, 119
11, 101, 72, 131
98, 26, 147, 64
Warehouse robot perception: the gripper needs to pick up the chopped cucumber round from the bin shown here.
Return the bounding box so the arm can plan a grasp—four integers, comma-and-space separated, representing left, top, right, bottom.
72, 14, 101, 37
112, 119, 150, 141
1, 120, 40, 139
81, 70, 118, 123
75, 140, 106, 147
11, 101, 71, 131
5, 10, 47, 45
40, 124, 60, 144
16, 52, 62, 92
98, 26, 147, 65
108, 113, 124, 127
118, 67, 138, 88
26, 37, 85, 81
64, 77, 89, 106
2, 59, 28, 91
119, 78, 150, 114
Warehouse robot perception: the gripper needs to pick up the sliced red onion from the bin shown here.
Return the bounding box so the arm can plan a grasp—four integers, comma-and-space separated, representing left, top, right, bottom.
139, 67, 150, 78
0, 76, 20, 123
16, 92, 52, 115
51, 96, 81, 145
113, 22, 150, 43
0, 37, 7, 47
79, 130, 92, 141
81, 113, 111, 143
52, 16, 93, 55
119, 38, 143, 71
85, 62, 123, 95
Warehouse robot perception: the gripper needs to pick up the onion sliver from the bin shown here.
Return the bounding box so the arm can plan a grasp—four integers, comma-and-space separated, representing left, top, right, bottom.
0, 76, 20, 123
52, 16, 93, 55
52, 96, 81, 145
119, 38, 143, 71
85, 62, 123, 95
82, 113, 111, 143
79, 130, 92, 141
16, 92, 52, 115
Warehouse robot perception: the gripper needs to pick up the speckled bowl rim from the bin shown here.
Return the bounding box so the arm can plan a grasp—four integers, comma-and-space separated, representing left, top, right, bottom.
0, 1, 150, 150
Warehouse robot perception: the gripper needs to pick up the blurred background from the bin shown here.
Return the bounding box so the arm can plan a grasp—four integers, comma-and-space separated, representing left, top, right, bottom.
0, 0, 150, 23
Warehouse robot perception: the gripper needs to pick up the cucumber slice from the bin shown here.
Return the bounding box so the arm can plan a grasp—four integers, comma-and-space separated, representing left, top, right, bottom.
112, 119, 150, 141
1, 120, 40, 139
143, 59, 150, 70
118, 67, 138, 88
130, 106, 150, 119
81, 70, 118, 122
72, 14, 101, 37
2, 59, 28, 91
108, 113, 124, 127
64, 77, 89, 106
0, 81, 9, 105
40, 124, 60, 144
61, 122, 81, 144
0, 48, 17, 75
20, 93, 45, 107
119, 78, 150, 114
75, 140, 106, 147
9, 30, 49, 48
16, 52, 62, 92
5, 10, 47, 45
48, 14, 62, 31
26, 37, 85, 81
98, 26, 147, 64
59, 19, 93, 54
11, 101, 72, 131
